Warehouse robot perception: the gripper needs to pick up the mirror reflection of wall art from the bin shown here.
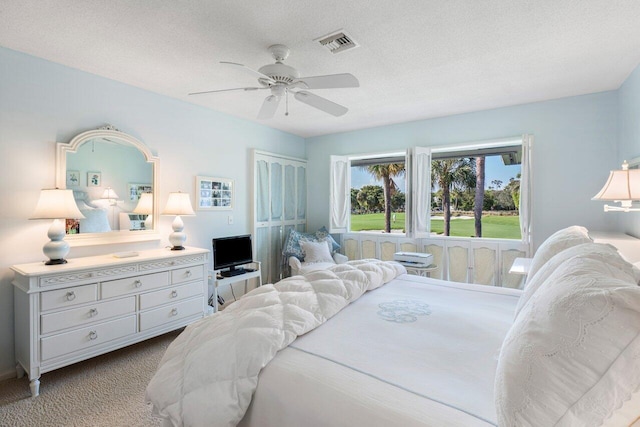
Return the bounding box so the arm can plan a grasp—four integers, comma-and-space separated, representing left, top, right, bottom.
66, 170, 80, 187
128, 183, 153, 201
196, 176, 234, 210
87, 171, 101, 187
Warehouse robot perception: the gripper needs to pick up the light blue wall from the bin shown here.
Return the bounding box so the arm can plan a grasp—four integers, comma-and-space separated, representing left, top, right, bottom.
0, 47, 304, 377
306, 92, 621, 248
618, 64, 640, 236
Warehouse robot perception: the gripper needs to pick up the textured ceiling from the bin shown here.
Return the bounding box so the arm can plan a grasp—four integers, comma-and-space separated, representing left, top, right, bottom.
1, 1, 640, 138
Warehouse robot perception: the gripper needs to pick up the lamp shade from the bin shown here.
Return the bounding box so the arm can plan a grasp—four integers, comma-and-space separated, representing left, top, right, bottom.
592, 161, 640, 201
162, 192, 195, 216
30, 189, 85, 220
133, 192, 153, 214
101, 187, 119, 200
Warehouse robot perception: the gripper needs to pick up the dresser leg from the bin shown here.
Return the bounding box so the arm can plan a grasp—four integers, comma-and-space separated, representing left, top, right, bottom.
16, 364, 25, 379
30, 379, 40, 397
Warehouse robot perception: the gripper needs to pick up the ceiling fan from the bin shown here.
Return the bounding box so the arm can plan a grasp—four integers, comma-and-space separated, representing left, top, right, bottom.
189, 44, 359, 119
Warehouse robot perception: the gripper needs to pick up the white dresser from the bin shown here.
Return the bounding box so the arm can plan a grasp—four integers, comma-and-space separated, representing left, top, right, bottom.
12, 247, 210, 397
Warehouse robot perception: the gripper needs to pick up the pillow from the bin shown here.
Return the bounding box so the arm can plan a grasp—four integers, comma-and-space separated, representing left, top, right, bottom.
526, 225, 592, 281
78, 207, 111, 233
514, 242, 637, 318
282, 228, 340, 261
300, 240, 334, 264
495, 256, 640, 427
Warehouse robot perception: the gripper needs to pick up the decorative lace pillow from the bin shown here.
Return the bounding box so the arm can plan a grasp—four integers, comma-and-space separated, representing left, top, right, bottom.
514, 242, 636, 319
526, 225, 592, 282
495, 256, 640, 427
299, 240, 334, 264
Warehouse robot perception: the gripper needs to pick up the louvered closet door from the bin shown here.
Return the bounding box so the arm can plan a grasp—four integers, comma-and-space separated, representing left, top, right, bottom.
253, 151, 307, 284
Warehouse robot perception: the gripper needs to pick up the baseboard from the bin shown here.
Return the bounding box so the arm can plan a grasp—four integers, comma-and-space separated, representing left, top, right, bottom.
0, 367, 16, 382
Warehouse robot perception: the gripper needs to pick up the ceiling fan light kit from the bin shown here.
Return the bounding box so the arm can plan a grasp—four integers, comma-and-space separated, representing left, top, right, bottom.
189, 44, 359, 119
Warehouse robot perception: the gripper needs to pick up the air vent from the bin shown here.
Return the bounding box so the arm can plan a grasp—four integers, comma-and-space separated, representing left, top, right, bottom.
315, 30, 359, 54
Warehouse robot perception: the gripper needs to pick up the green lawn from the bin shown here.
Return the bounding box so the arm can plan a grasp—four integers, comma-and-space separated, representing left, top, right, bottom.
350, 213, 521, 239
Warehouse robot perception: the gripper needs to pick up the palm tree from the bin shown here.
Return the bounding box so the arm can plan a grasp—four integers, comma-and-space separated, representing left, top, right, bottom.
365, 163, 405, 232
474, 156, 485, 237
431, 158, 475, 236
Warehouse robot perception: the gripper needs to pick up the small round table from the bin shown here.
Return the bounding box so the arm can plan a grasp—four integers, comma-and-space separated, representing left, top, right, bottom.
398, 262, 438, 278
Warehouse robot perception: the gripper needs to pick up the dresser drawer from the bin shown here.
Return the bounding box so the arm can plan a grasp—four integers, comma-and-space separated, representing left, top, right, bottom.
40, 315, 136, 361
101, 272, 169, 299
140, 281, 204, 310
139, 297, 203, 331
40, 284, 98, 312
41, 296, 136, 335
171, 265, 204, 285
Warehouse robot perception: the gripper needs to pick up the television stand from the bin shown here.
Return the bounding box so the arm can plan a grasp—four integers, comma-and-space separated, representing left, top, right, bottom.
212, 262, 262, 312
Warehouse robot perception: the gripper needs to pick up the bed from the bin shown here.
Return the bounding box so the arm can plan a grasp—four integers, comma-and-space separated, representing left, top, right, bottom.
146, 227, 640, 427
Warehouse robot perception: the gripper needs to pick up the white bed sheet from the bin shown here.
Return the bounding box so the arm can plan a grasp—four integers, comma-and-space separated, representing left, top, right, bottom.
239, 274, 521, 427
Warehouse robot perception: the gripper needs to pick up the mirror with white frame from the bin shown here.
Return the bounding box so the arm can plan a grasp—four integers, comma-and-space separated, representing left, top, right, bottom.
55, 126, 160, 246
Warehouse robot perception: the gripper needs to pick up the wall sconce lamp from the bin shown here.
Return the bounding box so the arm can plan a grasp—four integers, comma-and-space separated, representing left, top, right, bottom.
162, 192, 195, 250
30, 188, 85, 265
592, 160, 640, 212
133, 192, 154, 230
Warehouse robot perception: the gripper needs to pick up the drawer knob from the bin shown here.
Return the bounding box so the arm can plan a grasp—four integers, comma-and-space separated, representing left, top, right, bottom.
89, 308, 98, 317
134, 280, 142, 288
171, 290, 178, 298
171, 308, 178, 316
66, 291, 76, 301
186, 270, 192, 277
89, 331, 98, 340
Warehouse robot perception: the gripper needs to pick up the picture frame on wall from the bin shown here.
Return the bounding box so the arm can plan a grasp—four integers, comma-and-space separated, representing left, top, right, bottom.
87, 171, 101, 187
128, 183, 153, 201
196, 176, 234, 210
66, 170, 80, 187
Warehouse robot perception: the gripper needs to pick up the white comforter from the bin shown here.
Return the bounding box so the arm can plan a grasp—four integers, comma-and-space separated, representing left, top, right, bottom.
146, 259, 406, 427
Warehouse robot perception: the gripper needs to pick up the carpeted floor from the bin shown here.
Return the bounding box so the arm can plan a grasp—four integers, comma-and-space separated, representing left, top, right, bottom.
0, 329, 181, 427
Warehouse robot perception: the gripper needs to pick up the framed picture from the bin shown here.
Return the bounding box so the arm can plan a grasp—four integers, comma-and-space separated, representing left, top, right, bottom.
87, 171, 101, 187
127, 183, 153, 201
66, 170, 80, 187
196, 176, 234, 210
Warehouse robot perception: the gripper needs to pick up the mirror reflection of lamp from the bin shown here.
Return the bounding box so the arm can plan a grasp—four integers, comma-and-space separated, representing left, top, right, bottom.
30, 188, 85, 265
101, 187, 120, 228
133, 192, 153, 229
162, 192, 195, 250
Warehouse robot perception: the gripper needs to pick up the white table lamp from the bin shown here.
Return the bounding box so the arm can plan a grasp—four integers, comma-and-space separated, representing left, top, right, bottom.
30, 188, 85, 265
592, 161, 640, 212
133, 192, 154, 229
162, 192, 195, 250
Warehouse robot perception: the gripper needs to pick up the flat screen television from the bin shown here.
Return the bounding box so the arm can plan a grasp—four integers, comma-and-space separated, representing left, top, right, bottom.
212, 234, 253, 277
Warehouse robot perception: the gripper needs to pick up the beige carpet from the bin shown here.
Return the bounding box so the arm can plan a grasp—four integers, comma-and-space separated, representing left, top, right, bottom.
0, 330, 180, 427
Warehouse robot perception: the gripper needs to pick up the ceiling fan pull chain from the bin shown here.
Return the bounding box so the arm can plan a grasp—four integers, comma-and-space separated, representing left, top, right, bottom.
285, 88, 289, 116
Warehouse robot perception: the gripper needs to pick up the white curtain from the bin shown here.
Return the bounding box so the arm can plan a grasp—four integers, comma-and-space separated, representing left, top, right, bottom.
284, 165, 295, 220
520, 135, 533, 254
329, 155, 350, 233
271, 162, 282, 220
256, 160, 269, 222
406, 147, 431, 238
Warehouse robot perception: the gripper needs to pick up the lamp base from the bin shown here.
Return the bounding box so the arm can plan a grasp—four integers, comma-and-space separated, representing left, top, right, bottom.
170, 246, 186, 251
45, 258, 68, 265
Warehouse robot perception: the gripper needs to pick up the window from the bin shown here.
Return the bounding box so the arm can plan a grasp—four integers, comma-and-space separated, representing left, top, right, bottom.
330, 136, 532, 244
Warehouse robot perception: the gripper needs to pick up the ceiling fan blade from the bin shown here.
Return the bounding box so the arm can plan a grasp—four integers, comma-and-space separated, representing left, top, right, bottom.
257, 95, 281, 119
188, 87, 264, 96
294, 91, 348, 117
294, 73, 359, 89
220, 61, 275, 84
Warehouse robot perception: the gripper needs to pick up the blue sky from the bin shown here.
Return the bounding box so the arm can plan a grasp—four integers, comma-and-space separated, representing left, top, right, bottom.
351, 155, 521, 191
